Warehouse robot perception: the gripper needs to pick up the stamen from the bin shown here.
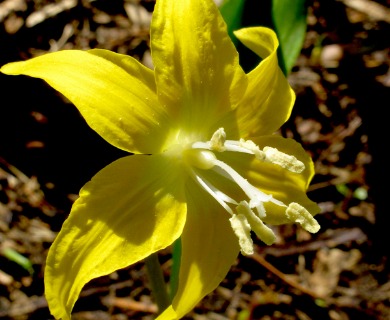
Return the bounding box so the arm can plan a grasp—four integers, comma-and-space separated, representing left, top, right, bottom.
190, 169, 235, 215
184, 128, 319, 254
237, 201, 276, 245
222, 141, 254, 155
263, 147, 305, 173
192, 128, 264, 161
238, 139, 266, 160
286, 202, 320, 233
229, 214, 254, 256
255, 202, 266, 219
213, 159, 273, 207
210, 128, 226, 152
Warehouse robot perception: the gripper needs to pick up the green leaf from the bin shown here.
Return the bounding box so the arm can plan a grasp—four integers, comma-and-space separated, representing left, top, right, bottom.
272, 0, 308, 75
1, 248, 34, 275
219, 0, 246, 43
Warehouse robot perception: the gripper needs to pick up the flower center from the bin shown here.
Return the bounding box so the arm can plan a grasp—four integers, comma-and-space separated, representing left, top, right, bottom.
183, 128, 320, 255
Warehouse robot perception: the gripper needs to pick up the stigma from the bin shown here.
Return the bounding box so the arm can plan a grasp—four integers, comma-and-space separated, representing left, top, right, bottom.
184, 128, 320, 256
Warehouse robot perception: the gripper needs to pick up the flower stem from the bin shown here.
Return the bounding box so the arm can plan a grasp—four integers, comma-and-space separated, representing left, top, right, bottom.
170, 238, 181, 300
145, 252, 171, 314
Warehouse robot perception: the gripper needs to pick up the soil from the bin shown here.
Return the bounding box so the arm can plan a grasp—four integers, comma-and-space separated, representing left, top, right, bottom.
0, 0, 390, 319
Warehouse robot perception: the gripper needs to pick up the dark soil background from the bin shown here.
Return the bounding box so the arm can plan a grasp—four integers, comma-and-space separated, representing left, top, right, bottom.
1, 0, 390, 319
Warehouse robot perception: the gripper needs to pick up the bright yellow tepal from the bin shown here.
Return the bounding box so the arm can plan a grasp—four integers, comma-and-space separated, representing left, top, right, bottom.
0, 0, 321, 319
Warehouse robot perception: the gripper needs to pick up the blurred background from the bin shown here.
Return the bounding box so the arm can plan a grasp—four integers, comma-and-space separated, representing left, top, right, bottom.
0, 0, 389, 319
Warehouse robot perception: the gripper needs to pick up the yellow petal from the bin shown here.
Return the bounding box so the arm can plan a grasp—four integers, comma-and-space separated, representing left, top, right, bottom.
45, 154, 187, 320
151, 0, 246, 137
224, 135, 320, 225
234, 27, 295, 137
1, 49, 169, 154
164, 182, 240, 318
156, 305, 178, 320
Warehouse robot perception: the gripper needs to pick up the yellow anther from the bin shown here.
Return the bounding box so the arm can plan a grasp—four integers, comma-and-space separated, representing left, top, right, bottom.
263, 147, 305, 173
229, 214, 253, 256
286, 202, 320, 233
237, 201, 276, 246
210, 128, 226, 152
239, 139, 266, 160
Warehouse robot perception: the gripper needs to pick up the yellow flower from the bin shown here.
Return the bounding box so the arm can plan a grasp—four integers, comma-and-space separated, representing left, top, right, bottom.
1, 0, 320, 319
